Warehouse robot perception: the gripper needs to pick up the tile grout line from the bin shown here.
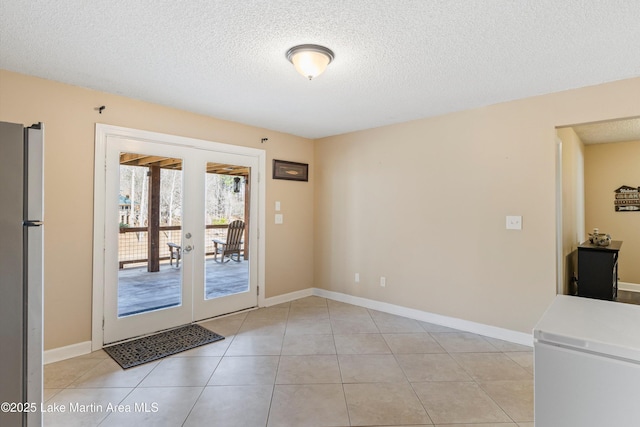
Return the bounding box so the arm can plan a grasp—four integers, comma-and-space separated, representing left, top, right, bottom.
44, 296, 533, 426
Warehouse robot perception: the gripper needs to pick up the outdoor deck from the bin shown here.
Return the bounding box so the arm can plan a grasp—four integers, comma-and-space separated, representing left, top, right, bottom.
117, 258, 249, 317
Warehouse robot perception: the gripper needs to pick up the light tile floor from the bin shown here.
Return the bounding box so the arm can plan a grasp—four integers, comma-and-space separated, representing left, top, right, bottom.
43, 296, 534, 426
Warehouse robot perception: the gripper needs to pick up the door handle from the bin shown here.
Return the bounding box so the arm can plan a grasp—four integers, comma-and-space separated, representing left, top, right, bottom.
183, 245, 193, 253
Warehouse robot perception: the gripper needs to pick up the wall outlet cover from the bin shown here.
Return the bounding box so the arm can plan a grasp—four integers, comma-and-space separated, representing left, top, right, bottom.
506, 215, 522, 230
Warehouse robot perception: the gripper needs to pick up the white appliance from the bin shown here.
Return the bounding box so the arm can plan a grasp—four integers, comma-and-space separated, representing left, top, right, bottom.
0, 122, 44, 427
534, 295, 640, 426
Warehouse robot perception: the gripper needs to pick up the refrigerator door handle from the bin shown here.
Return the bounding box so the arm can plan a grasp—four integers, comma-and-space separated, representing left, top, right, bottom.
23, 220, 44, 227
537, 331, 589, 349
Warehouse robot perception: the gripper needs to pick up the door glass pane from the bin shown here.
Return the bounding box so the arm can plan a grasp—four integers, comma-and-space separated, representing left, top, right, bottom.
117, 153, 183, 317
204, 163, 250, 300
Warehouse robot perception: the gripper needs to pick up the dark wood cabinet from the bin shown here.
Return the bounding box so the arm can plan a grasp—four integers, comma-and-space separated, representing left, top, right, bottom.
577, 241, 622, 301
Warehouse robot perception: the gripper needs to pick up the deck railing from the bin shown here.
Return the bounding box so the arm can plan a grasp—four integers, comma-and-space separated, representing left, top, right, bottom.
118, 224, 228, 268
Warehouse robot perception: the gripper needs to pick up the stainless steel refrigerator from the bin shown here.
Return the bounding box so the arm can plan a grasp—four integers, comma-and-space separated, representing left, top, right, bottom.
0, 121, 44, 427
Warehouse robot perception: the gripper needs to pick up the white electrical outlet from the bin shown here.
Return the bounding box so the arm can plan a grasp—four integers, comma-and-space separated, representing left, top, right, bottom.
380, 276, 386, 287
506, 215, 522, 230
275, 201, 281, 211
355, 273, 360, 283
275, 214, 283, 224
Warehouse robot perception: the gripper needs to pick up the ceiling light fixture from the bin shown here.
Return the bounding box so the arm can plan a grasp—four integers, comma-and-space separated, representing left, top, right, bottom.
286, 44, 334, 80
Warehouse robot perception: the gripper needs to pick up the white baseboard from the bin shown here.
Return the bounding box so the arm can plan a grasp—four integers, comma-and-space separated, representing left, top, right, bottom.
312, 288, 533, 347
619, 282, 640, 293
264, 288, 314, 307
51, 287, 531, 364
44, 341, 92, 365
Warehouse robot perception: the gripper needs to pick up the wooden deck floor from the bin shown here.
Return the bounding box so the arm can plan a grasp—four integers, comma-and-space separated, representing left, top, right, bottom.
117, 257, 249, 317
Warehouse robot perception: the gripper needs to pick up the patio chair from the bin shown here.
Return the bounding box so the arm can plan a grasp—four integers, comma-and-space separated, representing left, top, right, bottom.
167, 242, 182, 268
213, 220, 245, 263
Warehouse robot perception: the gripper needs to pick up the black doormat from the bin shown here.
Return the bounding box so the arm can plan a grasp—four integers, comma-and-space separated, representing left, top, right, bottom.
103, 324, 224, 369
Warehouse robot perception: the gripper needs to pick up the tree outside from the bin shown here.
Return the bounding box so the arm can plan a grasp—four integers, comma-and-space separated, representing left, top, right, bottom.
119, 165, 245, 227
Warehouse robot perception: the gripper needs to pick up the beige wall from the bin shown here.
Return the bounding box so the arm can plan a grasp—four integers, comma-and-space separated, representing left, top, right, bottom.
315, 77, 640, 334
585, 139, 640, 284
556, 127, 586, 294
0, 70, 315, 350
2, 68, 640, 349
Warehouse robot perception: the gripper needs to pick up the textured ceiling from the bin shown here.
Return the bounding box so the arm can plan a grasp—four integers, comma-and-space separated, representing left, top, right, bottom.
572, 117, 640, 145
1, 1, 639, 139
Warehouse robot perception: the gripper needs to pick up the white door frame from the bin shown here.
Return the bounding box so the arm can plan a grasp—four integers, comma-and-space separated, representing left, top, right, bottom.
555, 137, 563, 295
92, 124, 266, 351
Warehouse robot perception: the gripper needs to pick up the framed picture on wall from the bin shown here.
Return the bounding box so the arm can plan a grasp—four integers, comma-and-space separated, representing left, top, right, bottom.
272, 159, 309, 182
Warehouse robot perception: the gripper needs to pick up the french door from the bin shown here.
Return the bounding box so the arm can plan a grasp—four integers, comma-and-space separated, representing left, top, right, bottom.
95, 126, 262, 345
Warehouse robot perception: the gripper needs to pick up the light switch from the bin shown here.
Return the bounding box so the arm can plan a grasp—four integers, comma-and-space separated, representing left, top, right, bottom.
275, 201, 281, 211
275, 214, 283, 224
506, 215, 522, 230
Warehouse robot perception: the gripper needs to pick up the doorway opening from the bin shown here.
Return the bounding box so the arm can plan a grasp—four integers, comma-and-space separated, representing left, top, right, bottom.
556, 116, 640, 304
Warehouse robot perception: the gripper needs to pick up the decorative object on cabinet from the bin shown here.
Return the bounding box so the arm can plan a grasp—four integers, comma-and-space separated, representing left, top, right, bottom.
272, 159, 309, 182
588, 228, 612, 247
577, 240, 622, 301
615, 185, 640, 212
